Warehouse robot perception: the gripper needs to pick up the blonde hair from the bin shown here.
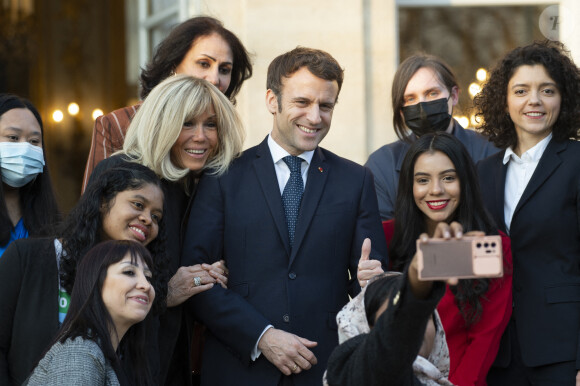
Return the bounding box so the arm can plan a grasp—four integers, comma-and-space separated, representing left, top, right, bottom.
121, 75, 245, 181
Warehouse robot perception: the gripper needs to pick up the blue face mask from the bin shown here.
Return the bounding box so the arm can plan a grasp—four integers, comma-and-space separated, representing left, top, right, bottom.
0, 142, 45, 188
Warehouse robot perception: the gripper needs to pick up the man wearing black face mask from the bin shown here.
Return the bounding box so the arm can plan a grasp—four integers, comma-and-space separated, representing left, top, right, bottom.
365, 54, 499, 220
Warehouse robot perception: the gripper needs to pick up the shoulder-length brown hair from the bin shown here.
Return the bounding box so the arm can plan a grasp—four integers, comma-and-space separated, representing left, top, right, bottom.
392, 54, 458, 141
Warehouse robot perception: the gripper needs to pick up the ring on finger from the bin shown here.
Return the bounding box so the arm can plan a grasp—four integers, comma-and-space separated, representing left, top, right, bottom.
193, 276, 202, 287
292, 364, 298, 372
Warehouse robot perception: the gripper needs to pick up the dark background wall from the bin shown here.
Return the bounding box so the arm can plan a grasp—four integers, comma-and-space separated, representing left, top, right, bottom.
0, 0, 130, 212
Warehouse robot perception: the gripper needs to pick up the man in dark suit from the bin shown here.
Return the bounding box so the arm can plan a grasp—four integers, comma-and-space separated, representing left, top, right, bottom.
182, 47, 388, 385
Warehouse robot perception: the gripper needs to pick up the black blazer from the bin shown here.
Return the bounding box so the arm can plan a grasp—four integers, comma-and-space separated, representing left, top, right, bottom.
0, 238, 60, 386
182, 137, 388, 385
89, 155, 195, 385
477, 139, 580, 368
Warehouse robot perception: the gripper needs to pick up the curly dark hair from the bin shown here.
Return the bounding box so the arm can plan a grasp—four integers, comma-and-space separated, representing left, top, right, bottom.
139, 16, 252, 103
474, 40, 580, 149
58, 163, 169, 315
390, 132, 497, 325
0, 93, 60, 246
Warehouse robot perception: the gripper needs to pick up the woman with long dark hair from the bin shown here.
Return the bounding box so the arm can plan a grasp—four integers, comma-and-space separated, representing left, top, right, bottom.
365, 54, 497, 220
25, 240, 156, 386
82, 16, 252, 189
384, 132, 513, 385
475, 40, 580, 384
0, 163, 168, 386
0, 93, 59, 256
88, 75, 243, 385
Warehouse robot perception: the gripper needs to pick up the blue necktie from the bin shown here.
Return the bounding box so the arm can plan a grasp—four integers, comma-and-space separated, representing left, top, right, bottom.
282, 156, 304, 246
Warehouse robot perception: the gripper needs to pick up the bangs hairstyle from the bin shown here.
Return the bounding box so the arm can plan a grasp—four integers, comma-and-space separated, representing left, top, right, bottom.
474, 40, 580, 149
54, 240, 155, 386
266, 46, 344, 108
121, 75, 245, 181
0, 93, 60, 245
392, 54, 458, 141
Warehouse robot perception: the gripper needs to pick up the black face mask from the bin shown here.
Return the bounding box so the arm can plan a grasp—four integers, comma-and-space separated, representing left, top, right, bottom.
401, 97, 452, 137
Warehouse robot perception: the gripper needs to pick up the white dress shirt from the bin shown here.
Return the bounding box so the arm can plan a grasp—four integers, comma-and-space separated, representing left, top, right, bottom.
268, 134, 314, 193
503, 133, 552, 232
251, 134, 315, 361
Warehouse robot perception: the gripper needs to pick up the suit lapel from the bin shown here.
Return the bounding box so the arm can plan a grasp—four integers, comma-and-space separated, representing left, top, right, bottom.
290, 148, 328, 265
513, 139, 565, 218
495, 157, 508, 234
253, 138, 291, 256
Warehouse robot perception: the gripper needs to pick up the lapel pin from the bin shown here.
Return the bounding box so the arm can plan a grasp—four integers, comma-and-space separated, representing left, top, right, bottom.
318, 167, 324, 173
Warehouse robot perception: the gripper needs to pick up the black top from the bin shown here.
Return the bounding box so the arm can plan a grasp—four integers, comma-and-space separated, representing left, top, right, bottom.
326, 275, 445, 386
89, 155, 196, 385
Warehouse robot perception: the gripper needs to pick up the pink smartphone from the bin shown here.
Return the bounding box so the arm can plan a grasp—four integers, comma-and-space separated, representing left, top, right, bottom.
416, 235, 503, 281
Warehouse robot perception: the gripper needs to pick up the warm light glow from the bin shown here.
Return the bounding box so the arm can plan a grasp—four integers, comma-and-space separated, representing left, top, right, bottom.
470, 114, 481, 127
476, 68, 488, 82
67, 102, 80, 116
468, 83, 482, 98
92, 109, 104, 120
52, 110, 64, 123
454, 115, 469, 128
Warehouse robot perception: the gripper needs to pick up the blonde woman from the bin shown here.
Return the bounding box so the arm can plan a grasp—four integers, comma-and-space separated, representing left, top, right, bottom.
87, 74, 245, 385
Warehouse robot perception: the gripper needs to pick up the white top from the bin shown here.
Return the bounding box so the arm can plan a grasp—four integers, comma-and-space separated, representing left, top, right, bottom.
503, 133, 552, 232
267, 134, 314, 194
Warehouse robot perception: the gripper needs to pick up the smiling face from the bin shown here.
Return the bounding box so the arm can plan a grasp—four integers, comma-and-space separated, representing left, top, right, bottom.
266, 67, 338, 156
101, 253, 155, 337
100, 184, 164, 246
174, 33, 233, 94
507, 64, 561, 154
170, 106, 219, 172
413, 151, 460, 236
0, 108, 42, 147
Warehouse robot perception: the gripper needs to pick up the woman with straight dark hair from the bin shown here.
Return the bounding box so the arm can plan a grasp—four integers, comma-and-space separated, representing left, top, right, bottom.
0, 93, 59, 256
0, 163, 168, 386
83, 16, 252, 189
25, 240, 156, 386
88, 75, 242, 385
365, 54, 497, 220
475, 40, 580, 384
374, 132, 513, 385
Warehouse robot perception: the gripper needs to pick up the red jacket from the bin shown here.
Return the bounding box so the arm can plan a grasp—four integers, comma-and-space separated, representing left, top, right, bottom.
383, 220, 513, 386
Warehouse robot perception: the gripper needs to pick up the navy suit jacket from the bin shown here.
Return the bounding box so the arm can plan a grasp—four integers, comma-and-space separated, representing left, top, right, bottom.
477, 139, 580, 368
182, 137, 388, 385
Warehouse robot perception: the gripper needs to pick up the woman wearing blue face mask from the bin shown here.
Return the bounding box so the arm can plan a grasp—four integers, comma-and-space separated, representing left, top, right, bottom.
365, 54, 499, 220
0, 94, 60, 257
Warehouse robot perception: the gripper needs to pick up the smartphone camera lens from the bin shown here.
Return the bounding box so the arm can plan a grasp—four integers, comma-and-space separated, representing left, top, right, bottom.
476, 243, 482, 248
491, 242, 496, 248
484, 242, 489, 248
